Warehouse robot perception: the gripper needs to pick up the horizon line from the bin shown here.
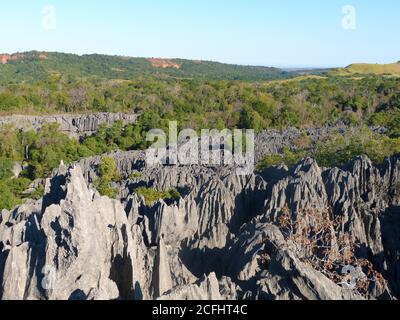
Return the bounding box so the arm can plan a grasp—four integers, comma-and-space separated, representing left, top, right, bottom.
2, 49, 398, 70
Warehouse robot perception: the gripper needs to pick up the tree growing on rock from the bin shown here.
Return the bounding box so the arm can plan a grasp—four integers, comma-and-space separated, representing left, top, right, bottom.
95, 156, 121, 198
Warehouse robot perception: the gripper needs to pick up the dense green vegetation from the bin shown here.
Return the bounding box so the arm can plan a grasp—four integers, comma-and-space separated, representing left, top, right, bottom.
3, 116, 400, 211
95, 157, 121, 198
81, 115, 163, 153
1, 69, 399, 133
0, 115, 157, 210
1, 53, 400, 211
0, 123, 94, 210
257, 127, 400, 171
0, 114, 178, 210
0, 51, 289, 83
135, 187, 181, 206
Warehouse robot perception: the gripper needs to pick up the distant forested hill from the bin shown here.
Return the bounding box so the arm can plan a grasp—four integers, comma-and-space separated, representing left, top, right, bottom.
0, 51, 293, 83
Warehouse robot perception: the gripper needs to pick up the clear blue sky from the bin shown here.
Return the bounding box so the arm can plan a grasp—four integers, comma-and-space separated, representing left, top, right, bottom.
0, 0, 399, 67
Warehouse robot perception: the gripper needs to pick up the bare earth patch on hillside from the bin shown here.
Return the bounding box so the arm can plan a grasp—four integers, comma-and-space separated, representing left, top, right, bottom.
0, 52, 48, 64
147, 58, 181, 69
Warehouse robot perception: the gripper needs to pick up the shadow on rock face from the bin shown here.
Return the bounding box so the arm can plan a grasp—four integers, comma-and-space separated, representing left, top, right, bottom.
109, 254, 133, 299
41, 174, 67, 213
228, 186, 267, 235
134, 281, 143, 300
179, 246, 227, 279
380, 205, 400, 299
68, 289, 87, 300
109, 227, 134, 300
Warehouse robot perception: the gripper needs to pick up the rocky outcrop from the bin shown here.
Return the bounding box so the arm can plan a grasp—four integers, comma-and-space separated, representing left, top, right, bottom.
1, 53, 28, 64
158, 273, 222, 300
152, 237, 173, 297
0, 164, 137, 300
1, 152, 400, 300
0, 113, 138, 138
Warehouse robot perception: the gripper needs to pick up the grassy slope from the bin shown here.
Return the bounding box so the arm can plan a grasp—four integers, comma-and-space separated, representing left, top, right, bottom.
331, 62, 400, 77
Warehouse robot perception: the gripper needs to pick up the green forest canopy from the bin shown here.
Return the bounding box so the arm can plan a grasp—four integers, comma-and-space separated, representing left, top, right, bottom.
1, 53, 400, 211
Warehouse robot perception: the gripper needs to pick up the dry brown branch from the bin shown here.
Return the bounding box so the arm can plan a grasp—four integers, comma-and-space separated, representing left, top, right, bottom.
273, 206, 388, 297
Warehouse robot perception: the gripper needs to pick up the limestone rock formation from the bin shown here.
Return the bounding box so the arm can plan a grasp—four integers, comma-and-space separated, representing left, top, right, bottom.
0, 113, 138, 138
1, 152, 399, 300
158, 273, 222, 300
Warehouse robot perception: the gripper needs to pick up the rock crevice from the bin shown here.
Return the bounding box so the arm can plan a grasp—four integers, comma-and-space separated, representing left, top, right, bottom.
1, 153, 400, 300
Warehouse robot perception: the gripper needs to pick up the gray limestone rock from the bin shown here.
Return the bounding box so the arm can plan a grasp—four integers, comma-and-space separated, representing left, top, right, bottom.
1, 151, 399, 300
0, 113, 138, 138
